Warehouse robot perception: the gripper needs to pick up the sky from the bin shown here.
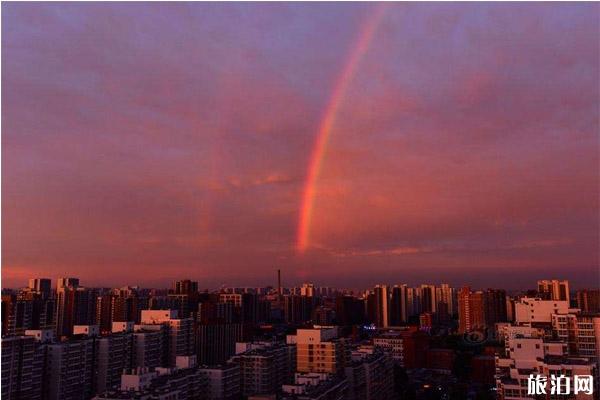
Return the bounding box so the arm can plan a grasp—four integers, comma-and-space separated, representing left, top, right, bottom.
2, 3, 599, 290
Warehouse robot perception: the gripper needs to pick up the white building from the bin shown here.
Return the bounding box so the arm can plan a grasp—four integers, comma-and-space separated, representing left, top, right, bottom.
495, 327, 596, 400
496, 296, 599, 400
514, 297, 572, 324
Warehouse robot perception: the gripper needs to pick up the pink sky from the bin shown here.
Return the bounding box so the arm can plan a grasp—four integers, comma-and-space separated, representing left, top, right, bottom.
2, 3, 599, 289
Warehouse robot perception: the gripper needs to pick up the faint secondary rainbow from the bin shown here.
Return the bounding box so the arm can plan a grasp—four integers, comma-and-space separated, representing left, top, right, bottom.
296, 4, 387, 253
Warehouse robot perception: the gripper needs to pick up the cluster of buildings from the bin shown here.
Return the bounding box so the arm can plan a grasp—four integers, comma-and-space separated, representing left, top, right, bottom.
1, 276, 599, 399
494, 282, 600, 400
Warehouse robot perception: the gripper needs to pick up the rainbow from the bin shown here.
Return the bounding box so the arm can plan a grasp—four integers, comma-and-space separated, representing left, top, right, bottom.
296, 4, 387, 253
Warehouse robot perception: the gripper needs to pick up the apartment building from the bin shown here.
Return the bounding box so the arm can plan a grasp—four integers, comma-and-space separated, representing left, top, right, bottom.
293, 326, 348, 374
230, 341, 296, 397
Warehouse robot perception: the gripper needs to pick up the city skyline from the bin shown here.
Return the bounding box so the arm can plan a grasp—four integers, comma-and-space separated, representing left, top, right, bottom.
3, 274, 599, 399
3, 3, 599, 289
2, 274, 595, 294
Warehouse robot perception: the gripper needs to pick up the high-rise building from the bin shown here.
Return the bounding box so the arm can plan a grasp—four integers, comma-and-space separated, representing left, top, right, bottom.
278, 269, 282, 296
1, 335, 45, 400
28, 279, 51, 298
372, 327, 429, 368
469, 291, 486, 330
46, 336, 98, 400
2, 287, 56, 337
335, 295, 366, 326
312, 306, 336, 325
112, 288, 139, 323
56, 278, 80, 289
95, 294, 114, 334
196, 323, 244, 365
506, 297, 515, 322
373, 285, 389, 328
241, 293, 263, 324
494, 290, 600, 399
168, 281, 200, 320
94, 289, 141, 333
199, 364, 242, 400
219, 293, 243, 307
344, 348, 394, 400
167, 292, 197, 319
230, 341, 296, 397
406, 287, 419, 318
495, 325, 596, 400
300, 283, 315, 297
419, 284, 437, 314
458, 287, 472, 334
551, 313, 600, 363
173, 280, 198, 295
56, 286, 76, 337
132, 325, 167, 368
389, 285, 407, 326
96, 332, 134, 394
1, 295, 13, 336
139, 310, 194, 367
17, 290, 56, 332
577, 289, 600, 313
366, 291, 377, 324
514, 297, 570, 324
56, 286, 95, 337
436, 283, 456, 319
484, 289, 507, 326
537, 279, 570, 303
2, 294, 33, 336
419, 312, 434, 329
284, 295, 314, 324
458, 287, 486, 333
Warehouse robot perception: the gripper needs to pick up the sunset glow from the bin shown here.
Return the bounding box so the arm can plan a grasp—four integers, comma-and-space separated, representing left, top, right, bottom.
297, 4, 387, 253
2, 3, 598, 289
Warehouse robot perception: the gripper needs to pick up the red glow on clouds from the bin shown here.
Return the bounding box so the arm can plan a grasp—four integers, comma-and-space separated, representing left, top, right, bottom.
2, 3, 598, 288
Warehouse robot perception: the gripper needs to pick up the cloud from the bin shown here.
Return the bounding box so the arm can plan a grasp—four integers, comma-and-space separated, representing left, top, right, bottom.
327, 237, 574, 259
2, 3, 598, 289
